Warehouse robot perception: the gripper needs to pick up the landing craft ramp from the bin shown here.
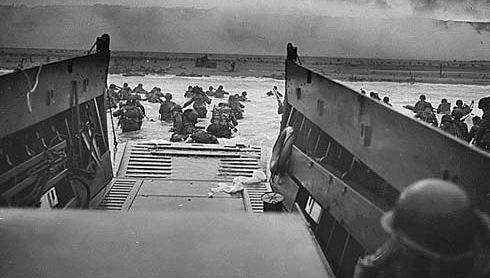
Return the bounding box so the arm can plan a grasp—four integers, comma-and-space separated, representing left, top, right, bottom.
98, 141, 271, 213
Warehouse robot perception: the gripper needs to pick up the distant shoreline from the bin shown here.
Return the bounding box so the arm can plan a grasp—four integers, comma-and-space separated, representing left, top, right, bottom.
1, 48, 490, 86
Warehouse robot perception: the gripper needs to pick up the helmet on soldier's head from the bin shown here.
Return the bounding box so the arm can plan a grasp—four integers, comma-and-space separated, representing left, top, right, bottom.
171, 104, 182, 112
165, 93, 172, 100
441, 115, 452, 123
381, 179, 478, 258
452, 108, 463, 120
183, 109, 198, 122
478, 96, 490, 110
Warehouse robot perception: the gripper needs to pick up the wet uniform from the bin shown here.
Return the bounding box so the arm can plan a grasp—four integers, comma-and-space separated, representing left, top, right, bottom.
132, 85, 148, 96
183, 91, 212, 118
440, 116, 465, 140
214, 88, 228, 98
468, 124, 480, 144
437, 102, 451, 114
415, 109, 438, 127
413, 100, 433, 113
113, 103, 144, 132
159, 100, 175, 122
207, 106, 237, 138
475, 110, 490, 151
145, 89, 164, 103
119, 86, 131, 101
171, 109, 198, 140
453, 104, 472, 117
453, 119, 469, 141
228, 97, 245, 120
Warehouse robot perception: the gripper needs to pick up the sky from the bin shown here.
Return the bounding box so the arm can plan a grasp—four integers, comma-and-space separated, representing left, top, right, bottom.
0, 0, 489, 59
1, 0, 490, 21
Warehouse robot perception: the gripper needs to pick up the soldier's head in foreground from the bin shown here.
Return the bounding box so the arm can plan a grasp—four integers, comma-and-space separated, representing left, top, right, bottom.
355, 178, 490, 278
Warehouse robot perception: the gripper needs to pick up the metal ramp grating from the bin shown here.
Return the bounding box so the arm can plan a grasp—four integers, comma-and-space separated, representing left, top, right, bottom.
218, 157, 260, 178
97, 179, 141, 211
245, 182, 271, 213
123, 143, 172, 179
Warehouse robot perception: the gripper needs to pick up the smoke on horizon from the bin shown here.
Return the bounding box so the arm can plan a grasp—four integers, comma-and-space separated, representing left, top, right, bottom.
2, 0, 490, 20
0, 4, 488, 60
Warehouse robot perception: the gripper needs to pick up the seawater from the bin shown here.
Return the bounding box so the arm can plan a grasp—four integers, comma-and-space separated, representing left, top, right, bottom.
107, 74, 490, 155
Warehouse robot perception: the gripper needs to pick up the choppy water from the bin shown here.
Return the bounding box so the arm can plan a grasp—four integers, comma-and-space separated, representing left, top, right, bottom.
107, 74, 490, 156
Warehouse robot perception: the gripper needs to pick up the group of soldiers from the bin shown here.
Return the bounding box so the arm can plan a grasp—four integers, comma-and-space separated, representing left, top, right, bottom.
362, 89, 392, 106
172, 85, 247, 142
109, 83, 248, 144
411, 95, 490, 151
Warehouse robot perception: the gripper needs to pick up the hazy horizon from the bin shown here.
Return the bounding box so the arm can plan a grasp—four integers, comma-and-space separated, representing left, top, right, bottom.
2, 0, 490, 21
0, 2, 489, 60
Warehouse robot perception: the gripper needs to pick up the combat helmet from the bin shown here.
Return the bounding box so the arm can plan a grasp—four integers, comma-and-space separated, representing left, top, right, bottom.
478, 96, 490, 110
381, 179, 479, 259
165, 93, 173, 100
171, 104, 182, 112
452, 108, 464, 120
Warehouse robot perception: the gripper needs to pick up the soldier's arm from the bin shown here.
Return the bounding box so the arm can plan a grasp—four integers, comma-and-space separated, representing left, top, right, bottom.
354, 239, 395, 278
113, 109, 123, 117
183, 98, 194, 108
204, 95, 212, 104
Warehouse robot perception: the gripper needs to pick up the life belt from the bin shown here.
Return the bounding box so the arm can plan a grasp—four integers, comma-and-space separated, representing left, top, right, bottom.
270, 126, 295, 174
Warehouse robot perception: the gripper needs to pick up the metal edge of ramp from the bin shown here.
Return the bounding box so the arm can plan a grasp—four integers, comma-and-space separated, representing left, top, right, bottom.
243, 182, 272, 213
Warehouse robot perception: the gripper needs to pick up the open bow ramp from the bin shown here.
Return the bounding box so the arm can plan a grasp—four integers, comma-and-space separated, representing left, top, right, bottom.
98, 141, 270, 213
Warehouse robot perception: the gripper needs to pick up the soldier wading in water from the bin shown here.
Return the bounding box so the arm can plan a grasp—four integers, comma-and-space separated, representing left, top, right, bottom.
112, 96, 144, 132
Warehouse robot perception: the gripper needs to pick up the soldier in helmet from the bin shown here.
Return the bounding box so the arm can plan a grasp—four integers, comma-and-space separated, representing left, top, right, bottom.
354, 179, 490, 278
206, 86, 215, 97
131, 83, 148, 96
451, 109, 469, 141
214, 85, 229, 98
228, 94, 245, 120
183, 86, 212, 118
207, 103, 238, 138
170, 106, 198, 142
238, 91, 248, 102
184, 85, 193, 98
413, 95, 433, 113
159, 93, 175, 122
119, 83, 132, 101
475, 96, 490, 151
107, 84, 119, 108
453, 99, 474, 117
112, 95, 144, 132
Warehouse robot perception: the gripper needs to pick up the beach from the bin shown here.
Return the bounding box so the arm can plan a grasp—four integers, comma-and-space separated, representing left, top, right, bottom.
2, 48, 490, 85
